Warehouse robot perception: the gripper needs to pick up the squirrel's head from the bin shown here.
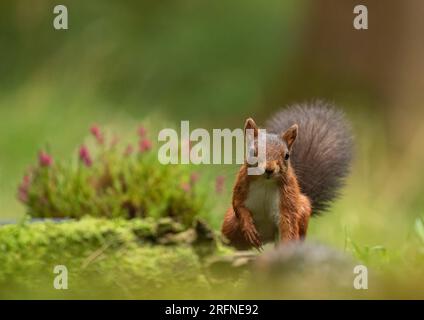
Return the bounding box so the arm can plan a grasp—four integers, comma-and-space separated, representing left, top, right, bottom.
244, 118, 298, 180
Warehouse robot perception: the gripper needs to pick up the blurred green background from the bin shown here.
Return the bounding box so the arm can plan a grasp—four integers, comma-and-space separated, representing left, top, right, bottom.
0, 0, 302, 216
1, 0, 424, 298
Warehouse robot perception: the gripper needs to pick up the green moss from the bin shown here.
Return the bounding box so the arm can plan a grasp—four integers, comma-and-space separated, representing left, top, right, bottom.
0, 217, 212, 298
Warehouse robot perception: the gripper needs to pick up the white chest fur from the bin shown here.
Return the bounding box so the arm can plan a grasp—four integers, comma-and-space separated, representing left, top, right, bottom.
244, 179, 281, 241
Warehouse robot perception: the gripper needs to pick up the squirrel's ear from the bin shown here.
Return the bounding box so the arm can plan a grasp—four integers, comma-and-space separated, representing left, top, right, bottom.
282, 124, 298, 150
244, 118, 258, 138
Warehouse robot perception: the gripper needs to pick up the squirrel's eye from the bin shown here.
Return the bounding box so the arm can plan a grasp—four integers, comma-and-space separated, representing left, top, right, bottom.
284, 152, 290, 161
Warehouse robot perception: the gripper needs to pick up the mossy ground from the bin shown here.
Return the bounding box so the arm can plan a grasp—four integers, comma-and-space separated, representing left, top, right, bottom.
2, 217, 424, 299
0, 218, 216, 299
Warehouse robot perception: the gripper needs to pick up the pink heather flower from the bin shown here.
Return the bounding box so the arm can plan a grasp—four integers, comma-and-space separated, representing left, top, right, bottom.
124, 144, 134, 156
137, 126, 147, 137
18, 174, 31, 203
215, 175, 225, 194
79, 145, 93, 167
190, 172, 200, 185
90, 124, 104, 144
181, 182, 191, 193
139, 138, 152, 153
38, 151, 53, 167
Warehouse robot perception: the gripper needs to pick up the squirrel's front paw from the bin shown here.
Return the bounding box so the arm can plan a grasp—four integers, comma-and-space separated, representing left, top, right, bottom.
243, 227, 263, 251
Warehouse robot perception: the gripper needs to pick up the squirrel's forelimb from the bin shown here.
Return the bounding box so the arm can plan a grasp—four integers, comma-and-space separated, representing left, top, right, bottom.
222, 164, 311, 250
222, 207, 258, 250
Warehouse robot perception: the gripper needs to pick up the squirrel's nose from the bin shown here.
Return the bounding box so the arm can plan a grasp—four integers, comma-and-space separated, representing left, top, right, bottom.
265, 168, 274, 176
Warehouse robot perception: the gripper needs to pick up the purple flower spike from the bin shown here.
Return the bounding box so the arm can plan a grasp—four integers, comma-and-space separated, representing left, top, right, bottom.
90, 124, 104, 144
79, 145, 93, 167
38, 151, 53, 167
137, 126, 147, 137
190, 172, 200, 185
139, 138, 152, 153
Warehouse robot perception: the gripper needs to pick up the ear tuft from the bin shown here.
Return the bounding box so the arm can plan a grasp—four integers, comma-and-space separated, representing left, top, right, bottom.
244, 118, 258, 138
282, 124, 298, 150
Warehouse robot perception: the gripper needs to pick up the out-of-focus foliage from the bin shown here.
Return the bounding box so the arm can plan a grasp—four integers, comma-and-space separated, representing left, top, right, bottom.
0, 0, 301, 119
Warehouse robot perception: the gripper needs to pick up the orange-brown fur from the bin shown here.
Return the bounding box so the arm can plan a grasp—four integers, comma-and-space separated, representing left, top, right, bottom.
221, 119, 312, 250
222, 164, 311, 249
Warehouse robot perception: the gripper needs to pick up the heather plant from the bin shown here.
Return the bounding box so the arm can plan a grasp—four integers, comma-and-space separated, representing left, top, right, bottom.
18, 125, 206, 226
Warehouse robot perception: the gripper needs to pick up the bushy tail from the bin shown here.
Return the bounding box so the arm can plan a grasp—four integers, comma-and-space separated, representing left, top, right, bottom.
266, 101, 353, 214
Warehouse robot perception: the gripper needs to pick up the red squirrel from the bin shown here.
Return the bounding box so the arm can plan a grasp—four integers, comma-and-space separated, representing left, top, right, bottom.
222, 101, 353, 250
